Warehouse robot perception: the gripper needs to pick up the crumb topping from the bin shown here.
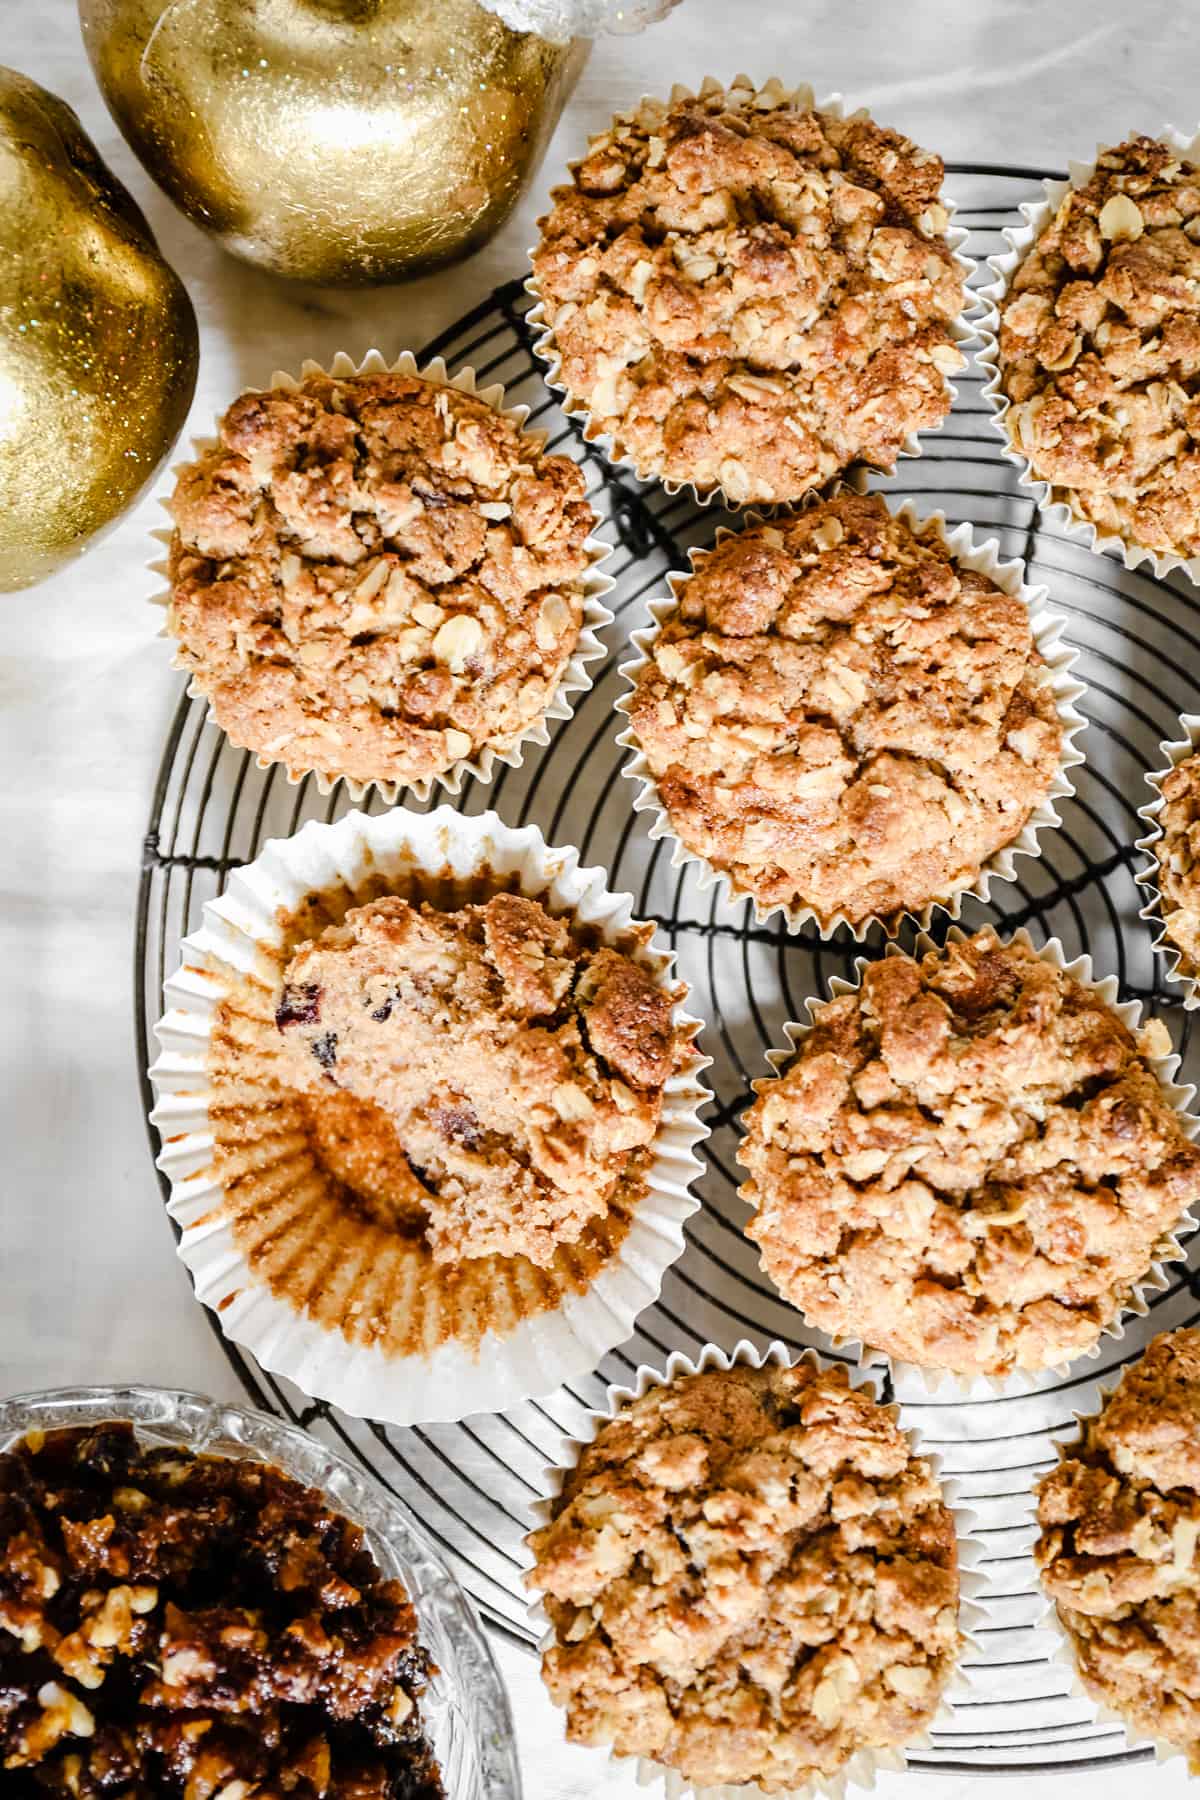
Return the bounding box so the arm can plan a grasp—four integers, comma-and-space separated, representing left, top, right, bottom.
626, 492, 1064, 928
167, 371, 595, 787
1037, 1328, 1200, 1764
526, 1360, 959, 1792
532, 76, 966, 503
274, 891, 677, 1268
737, 927, 1200, 1379
998, 135, 1200, 557
1154, 751, 1200, 983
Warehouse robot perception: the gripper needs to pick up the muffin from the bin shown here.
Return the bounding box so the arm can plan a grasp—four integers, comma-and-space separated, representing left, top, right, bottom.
1148, 746, 1200, 989
274, 889, 678, 1269
531, 76, 967, 503
526, 1355, 961, 1793
624, 492, 1069, 932
737, 927, 1200, 1382
0, 1420, 441, 1795
166, 363, 600, 792
1037, 1327, 1200, 1765
993, 134, 1200, 560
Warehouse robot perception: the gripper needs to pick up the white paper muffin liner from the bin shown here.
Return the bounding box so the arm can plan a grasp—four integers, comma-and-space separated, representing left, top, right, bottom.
1038, 1360, 1200, 1768
977, 125, 1200, 584
150, 347, 615, 806
740, 927, 1199, 1397
525, 75, 976, 512
148, 806, 710, 1426
614, 487, 1088, 942
1136, 713, 1200, 1010
523, 1337, 986, 1800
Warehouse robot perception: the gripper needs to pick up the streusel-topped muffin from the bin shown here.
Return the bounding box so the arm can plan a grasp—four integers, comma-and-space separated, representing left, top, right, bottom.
532, 77, 966, 503
738, 928, 1200, 1380
168, 369, 596, 789
1037, 1328, 1200, 1765
996, 135, 1200, 558
526, 1358, 960, 1792
625, 493, 1065, 929
1152, 750, 1200, 985
275, 890, 677, 1268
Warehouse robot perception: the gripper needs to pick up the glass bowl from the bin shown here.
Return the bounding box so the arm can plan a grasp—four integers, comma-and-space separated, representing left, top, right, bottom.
0, 1384, 523, 1799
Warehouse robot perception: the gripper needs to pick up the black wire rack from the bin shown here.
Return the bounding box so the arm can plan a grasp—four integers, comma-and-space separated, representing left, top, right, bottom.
136, 165, 1200, 1776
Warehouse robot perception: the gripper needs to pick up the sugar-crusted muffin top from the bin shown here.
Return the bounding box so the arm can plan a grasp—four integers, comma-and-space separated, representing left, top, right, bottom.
998, 135, 1200, 557
532, 77, 966, 503
274, 890, 677, 1268
738, 927, 1200, 1379
526, 1359, 959, 1792
626, 492, 1064, 929
1037, 1328, 1200, 1764
1153, 751, 1200, 984
167, 370, 595, 788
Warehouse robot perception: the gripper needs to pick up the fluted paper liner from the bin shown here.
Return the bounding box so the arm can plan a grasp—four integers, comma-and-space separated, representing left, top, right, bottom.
523, 1338, 986, 1800
742, 928, 1199, 1396
149, 806, 710, 1425
615, 489, 1088, 942
525, 75, 976, 512
1136, 713, 1200, 1010
977, 125, 1200, 583
1038, 1363, 1200, 1768
149, 348, 615, 805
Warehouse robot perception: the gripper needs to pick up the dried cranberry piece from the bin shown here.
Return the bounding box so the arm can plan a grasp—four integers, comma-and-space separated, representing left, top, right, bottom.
311, 1032, 338, 1070
435, 1105, 482, 1150
275, 982, 321, 1030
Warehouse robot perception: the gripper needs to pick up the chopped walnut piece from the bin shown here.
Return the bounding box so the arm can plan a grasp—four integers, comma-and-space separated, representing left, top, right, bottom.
1036, 1329, 1200, 1766
275, 891, 679, 1268
627, 493, 1064, 929
527, 1361, 960, 1792
167, 370, 595, 787
738, 927, 1200, 1379
533, 76, 965, 502
997, 135, 1200, 557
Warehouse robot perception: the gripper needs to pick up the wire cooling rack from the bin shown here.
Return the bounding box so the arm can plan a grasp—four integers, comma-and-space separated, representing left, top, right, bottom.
136, 165, 1200, 1775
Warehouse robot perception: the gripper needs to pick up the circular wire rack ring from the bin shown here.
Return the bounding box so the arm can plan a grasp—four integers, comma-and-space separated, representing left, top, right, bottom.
136, 164, 1200, 1775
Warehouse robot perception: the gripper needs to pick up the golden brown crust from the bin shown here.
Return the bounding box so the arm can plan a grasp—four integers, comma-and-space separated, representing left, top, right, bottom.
275, 892, 677, 1268
1154, 751, 1200, 983
998, 135, 1200, 557
626, 493, 1064, 928
526, 1361, 960, 1792
737, 928, 1200, 1379
1036, 1329, 1200, 1763
532, 77, 965, 502
167, 371, 595, 787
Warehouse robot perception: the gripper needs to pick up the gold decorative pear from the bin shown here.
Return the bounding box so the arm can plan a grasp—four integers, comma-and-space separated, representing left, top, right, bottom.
0, 68, 198, 593
78, 0, 588, 285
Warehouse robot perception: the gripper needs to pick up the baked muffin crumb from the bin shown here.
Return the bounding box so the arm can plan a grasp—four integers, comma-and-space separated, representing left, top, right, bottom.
1037, 1328, 1200, 1765
738, 927, 1200, 1378
626, 492, 1065, 928
527, 1359, 960, 1792
533, 77, 965, 502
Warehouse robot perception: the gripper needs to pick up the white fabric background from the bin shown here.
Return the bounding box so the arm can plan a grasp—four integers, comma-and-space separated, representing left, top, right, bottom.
3, 1, 1199, 1793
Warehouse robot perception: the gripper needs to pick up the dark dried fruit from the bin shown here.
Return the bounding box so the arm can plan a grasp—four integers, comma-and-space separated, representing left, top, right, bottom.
435, 1104, 482, 1151
311, 1032, 338, 1070
276, 981, 321, 1030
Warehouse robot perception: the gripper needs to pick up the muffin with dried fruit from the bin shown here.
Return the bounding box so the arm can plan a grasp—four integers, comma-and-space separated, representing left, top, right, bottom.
1144, 743, 1200, 996
989, 134, 1200, 562
738, 927, 1200, 1382
166, 363, 603, 794
1037, 1327, 1200, 1763
623, 491, 1073, 932
526, 1354, 962, 1793
531, 75, 967, 504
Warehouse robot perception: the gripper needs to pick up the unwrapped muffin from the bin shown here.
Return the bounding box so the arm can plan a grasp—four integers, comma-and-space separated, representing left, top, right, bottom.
624, 492, 1069, 931
993, 135, 1200, 560
1037, 1328, 1200, 1764
526, 1355, 961, 1793
531, 76, 967, 503
166, 364, 599, 791
275, 889, 677, 1268
738, 927, 1200, 1381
